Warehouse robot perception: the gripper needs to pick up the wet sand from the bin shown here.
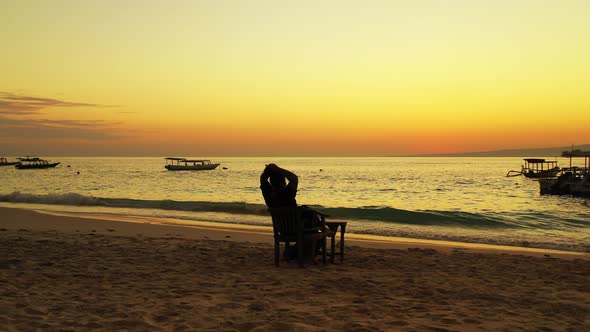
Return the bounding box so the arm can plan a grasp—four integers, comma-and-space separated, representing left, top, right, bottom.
1, 206, 589, 331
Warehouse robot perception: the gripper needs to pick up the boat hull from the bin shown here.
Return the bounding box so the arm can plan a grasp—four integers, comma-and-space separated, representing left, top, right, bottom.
165, 164, 219, 171
539, 175, 590, 197
15, 162, 60, 169
570, 182, 590, 197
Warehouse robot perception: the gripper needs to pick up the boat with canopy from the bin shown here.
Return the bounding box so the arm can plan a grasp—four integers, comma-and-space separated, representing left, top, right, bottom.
15, 157, 60, 169
0, 157, 18, 167
506, 158, 560, 178
164, 158, 220, 171
539, 150, 590, 197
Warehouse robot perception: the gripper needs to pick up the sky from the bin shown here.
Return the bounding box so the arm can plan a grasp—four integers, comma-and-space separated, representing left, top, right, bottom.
1, 0, 589, 156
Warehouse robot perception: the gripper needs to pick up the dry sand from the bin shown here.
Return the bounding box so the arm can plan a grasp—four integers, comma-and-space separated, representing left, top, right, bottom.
1, 206, 589, 331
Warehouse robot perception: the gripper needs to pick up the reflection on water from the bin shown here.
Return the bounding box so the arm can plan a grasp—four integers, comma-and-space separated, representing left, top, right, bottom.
1, 157, 589, 252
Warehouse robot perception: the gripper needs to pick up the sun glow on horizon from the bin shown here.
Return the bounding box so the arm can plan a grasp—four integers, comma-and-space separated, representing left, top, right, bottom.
1, 0, 589, 156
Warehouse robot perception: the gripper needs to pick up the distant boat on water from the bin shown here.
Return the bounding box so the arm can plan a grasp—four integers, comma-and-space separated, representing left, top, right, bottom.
506, 158, 560, 178
164, 157, 220, 171
15, 157, 60, 169
0, 157, 18, 166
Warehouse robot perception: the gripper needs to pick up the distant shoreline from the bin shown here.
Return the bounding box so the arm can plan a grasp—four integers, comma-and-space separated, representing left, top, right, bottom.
3, 145, 589, 159
399, 144, 590, 157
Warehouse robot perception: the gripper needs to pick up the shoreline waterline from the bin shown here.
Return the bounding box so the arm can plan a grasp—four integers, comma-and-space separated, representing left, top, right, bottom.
2, 199, 590, 253
1, 205, 588, 260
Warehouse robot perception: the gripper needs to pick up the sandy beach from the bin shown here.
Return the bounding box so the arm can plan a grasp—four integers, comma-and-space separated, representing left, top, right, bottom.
1, 206, 589, 331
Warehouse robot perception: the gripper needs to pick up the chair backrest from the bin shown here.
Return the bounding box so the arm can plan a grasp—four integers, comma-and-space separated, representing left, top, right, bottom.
268, 207, 302, 237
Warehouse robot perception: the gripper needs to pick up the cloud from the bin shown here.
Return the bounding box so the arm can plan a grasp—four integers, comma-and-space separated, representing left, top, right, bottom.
0, 92, 114, 115
0, 116, 125, 140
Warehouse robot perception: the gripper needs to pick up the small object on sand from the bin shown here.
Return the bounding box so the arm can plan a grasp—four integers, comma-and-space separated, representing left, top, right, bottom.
222, 167, 228, 170
225, 235, 231, 238
544, 254, 551, 258
76, 171, 80, 175
67, 165, 71, 168
319, 169, 323, 172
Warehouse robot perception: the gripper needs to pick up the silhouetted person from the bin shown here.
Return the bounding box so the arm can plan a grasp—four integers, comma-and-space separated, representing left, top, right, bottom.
260, 164, 298, 208
260, 164, 329, 262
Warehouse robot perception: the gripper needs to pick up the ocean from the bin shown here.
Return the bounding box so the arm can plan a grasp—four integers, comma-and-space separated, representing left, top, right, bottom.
1, 157, 589, 252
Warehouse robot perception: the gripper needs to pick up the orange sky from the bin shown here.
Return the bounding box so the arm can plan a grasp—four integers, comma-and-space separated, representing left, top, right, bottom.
1, 1, 589, 156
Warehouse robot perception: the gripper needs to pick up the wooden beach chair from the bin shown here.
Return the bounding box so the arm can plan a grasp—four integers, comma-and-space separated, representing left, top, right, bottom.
268, 207, 332, 268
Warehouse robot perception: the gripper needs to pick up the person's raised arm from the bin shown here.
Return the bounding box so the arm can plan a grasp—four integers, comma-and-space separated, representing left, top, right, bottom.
265, 164, 298, 191
260, 167, 271, 187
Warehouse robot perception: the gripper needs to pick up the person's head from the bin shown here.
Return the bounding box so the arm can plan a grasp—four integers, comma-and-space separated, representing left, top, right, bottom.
269, 173, 287, 188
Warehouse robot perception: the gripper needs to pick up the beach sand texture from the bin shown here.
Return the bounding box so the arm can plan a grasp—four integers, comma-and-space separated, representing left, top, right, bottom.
1, 207, 590, 331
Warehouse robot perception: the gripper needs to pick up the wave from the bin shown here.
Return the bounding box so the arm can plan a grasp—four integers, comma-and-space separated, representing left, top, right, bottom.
0, 191, 587, 230
0, 191, 269, 216
315, 206, 512, 228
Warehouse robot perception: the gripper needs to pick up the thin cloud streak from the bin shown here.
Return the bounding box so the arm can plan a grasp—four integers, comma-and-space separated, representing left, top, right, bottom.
0, 116, 125, 140
0, 92, 116, 115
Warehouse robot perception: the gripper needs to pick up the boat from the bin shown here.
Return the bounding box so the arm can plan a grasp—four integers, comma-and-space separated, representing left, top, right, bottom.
164, 157, 220, 171
539, 151, 590, 197
0, 157, 18, 167
15, 157, 60, 169
506, 158, 560, 178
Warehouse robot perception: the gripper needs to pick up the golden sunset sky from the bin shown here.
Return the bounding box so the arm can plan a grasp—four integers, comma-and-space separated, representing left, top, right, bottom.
1, 0, 589, 156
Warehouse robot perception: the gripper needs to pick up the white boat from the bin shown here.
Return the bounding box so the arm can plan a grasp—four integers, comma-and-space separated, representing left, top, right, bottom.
165, 158, 220, 171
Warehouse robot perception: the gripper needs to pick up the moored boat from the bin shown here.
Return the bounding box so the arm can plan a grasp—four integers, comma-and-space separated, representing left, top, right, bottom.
539, 151, 590, 197
165, 157, 220, 171
0, 157, 18, 166
15, 157, 60, 169
507, 158, 560, 178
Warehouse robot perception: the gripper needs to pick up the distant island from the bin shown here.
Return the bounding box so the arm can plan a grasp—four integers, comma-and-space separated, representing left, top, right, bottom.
411, 144, 590, 157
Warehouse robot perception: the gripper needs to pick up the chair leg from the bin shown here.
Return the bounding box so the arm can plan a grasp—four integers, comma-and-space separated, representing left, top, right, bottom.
297, 241, 304, 268
330, 234, 336, 264
322, 238, 327, 265
274, 239, 280, 267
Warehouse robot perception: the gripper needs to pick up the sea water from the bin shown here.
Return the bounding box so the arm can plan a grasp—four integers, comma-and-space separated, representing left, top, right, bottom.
1, 157, 589, 252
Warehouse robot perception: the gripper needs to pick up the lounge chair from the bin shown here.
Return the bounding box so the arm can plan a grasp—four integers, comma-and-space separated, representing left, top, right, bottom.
268, 207, 333, 267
